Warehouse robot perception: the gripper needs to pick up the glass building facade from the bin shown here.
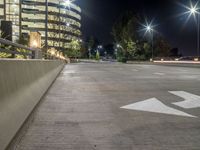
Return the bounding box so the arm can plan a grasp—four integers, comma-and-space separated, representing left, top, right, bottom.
0, 0, 81, 51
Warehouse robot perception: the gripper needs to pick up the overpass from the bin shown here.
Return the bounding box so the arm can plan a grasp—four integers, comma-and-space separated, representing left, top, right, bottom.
1, 39, 200, 150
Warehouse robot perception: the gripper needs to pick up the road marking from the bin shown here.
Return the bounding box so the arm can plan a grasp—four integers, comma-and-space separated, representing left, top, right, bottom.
169, 91, 200, 109
121, 98, 196, 118
63, 70, 76, 74
132, 69, 139, 72
178, 69, 188, 72
153, 72, 165, 76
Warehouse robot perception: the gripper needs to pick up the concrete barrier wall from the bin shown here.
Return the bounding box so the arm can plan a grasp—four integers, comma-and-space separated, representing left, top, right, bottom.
0, 59, 65, 150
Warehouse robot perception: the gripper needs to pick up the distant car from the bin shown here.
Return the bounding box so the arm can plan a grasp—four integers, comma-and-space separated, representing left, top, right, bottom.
179, 57, 194, 61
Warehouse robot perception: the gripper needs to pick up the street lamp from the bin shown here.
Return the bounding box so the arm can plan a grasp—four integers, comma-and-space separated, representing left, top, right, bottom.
190, 7, 198, 15
65, 0, 71, 5
144, 24, 154, 61
66, 23, 70, 27
116, 44, 124, 49
117, 44, 121, 48
98, 45, 103, 49
88, 48, 91, 59
147, 26, 151, 31
181, 1, 200, 57
189, 3, 199, 57
31, 40, 38, 48
64, 0, 73, 9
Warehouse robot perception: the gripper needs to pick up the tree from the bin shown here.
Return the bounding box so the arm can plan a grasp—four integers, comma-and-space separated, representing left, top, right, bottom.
66, 39, 81, 58
126, 39, 138, 59
142, 42, 152, 59
0, 34, 29, 59
96, 50, 100, 60
154, 36, 171, 57
85, 36, 100, 58
112, 11, 138, 42
0, 45, 12, 58
80, 44, 88, 58
112, 11, 140, 62
170, 48, 182, 57
112, 11, 174, 61
15, 34, 29, 59
88, 36, 95, 50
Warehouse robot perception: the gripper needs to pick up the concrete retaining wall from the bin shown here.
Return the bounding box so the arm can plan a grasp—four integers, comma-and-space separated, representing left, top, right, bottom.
0, 59, 65, 150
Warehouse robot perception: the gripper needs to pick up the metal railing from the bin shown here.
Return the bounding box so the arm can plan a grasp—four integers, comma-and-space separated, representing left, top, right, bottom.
0, 38, 40, 59
0, 38, 66, 61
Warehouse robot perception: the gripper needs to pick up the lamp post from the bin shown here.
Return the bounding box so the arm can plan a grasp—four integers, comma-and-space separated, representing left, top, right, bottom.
88, 48, 91, 59
98, 45, 103, 49
183, 2, 200, 57
198, 14, 200, 57
117, 44, 124, 50
145, 25, 154, 61
189, 4, 200, 57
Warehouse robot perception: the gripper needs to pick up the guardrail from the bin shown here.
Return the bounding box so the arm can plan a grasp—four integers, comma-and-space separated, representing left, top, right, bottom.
0, 38, 66, 60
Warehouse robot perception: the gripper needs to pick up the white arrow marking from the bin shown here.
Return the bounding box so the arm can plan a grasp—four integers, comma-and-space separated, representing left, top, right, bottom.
121, 98, 196, 118
169, 91, 200, 109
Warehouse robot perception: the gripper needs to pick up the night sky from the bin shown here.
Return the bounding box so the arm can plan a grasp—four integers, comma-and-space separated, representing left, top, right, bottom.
76, 0, 199, 56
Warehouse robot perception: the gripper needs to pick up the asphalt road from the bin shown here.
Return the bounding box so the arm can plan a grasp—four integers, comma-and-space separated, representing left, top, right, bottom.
9, 62, 200, 150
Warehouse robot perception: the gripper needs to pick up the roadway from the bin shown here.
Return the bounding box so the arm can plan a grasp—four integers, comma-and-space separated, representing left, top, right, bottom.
9, 62, 200, 150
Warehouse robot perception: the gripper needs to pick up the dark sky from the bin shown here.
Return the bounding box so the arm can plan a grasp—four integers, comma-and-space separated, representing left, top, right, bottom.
76, 0, 199, 56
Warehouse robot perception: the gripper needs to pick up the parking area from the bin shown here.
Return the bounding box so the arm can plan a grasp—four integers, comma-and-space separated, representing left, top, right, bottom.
9, 62, 200, 150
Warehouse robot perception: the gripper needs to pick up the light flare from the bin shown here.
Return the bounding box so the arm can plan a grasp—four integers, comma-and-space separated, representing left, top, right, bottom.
178, 1, 200, 26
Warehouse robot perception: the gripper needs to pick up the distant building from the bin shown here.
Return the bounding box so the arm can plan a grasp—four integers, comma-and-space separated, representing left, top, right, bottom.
0, 0, 82, 52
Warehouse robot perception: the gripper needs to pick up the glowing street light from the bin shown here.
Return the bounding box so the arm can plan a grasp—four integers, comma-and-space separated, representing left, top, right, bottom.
31, 40, 38, 48
66, 23, 70, 26
146, 26, 152, 32
65, 0, 71, 6
65, 0, 72, 6
190, 4, 200, 58
180, 1, 200, 57
190, 6, 198, 15
143, 22, 155, 61
145, 24, 154, 33
29, 32, 41, 48
64, 0, 74, 9
117, 44, 120, 48
116, 44, 123, 49
98, 45, 103, 49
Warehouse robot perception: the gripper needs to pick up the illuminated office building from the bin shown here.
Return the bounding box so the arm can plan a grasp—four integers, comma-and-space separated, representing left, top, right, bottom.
0, 0, 82, 51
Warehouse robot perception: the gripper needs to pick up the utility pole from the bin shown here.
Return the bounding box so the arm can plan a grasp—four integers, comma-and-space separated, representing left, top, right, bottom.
152, 31, 154, 60
197, 13, 200, 58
